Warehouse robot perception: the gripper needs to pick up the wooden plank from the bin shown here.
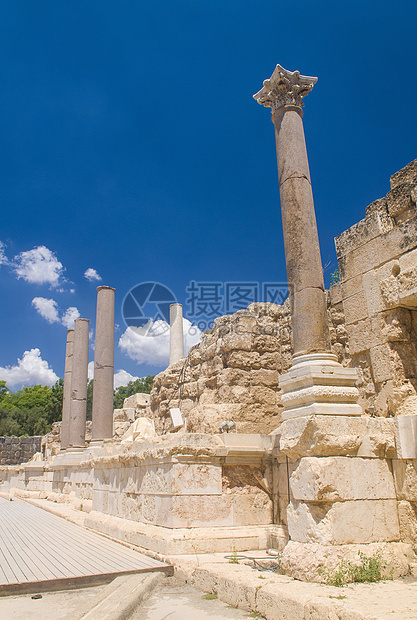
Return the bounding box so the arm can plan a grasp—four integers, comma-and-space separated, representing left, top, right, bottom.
0, 502, 77, 580
10, 500, 158, 570
0, 502, 112, 578
0, 497, 170, 590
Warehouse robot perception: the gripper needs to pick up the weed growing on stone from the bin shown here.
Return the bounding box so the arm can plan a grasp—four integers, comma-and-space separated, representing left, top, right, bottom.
228, 545, 239, 564
203, 593, 218, 600
330, 268, 340, 286
320, 551, 388, 586
249, 613, 265, 619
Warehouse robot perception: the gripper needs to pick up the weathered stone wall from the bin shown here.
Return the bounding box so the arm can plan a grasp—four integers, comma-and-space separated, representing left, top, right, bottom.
146, 300, 350, 435
147, 159, 417, 436
0, 436, 42, 465
332, 158, 417, 419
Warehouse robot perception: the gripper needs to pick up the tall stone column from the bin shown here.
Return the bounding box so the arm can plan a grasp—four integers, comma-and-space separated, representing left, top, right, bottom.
169, 303, 184, 365
68, 318, 90, 450
91, 286, 115, 444
254, 65, 361, 419
60, 329, 74, 451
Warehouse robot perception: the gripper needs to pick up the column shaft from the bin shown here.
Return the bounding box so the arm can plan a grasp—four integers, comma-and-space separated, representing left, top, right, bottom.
91, 286, 115, 442
60, 329, 74, 450
68, 318, 89, 449
170, 303, 184, 365
272, 107, 330, 357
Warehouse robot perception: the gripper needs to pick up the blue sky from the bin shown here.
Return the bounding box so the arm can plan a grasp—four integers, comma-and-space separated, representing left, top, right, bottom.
0, 1, 416, 389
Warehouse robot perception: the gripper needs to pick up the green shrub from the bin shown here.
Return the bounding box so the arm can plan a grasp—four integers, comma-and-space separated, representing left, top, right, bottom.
320, 551, 388, 587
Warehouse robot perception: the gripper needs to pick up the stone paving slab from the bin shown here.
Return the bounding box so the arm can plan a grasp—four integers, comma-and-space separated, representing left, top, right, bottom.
0, 497, 171, 595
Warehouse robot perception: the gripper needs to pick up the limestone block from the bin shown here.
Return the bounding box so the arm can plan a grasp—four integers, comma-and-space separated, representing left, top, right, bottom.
392, 459, 417, 500
394, 415, 417, 459
357, 417, 396, 458
340, 273, 364, 300
345, 318, 374, 354
379, 214, 417, 262
287, 499, 400, 544
369, 344, 393, 383
234, 315, 257, 333
171, 463, 222, 495
120, 492, 143, 521
227, 351, 260, 370
249, 369, 280, 388
232, 492, 272, 526
328, 281, 343, 305
289, 457, 396, 502
390, 159, 417, 189
217, 368, 250, 387
113, 408, 125, 422
386, 182, 415, 218
399, 246, 417, 273
141, 463, 172, 494
279, 415, 366, 458
338, 237, 382, 282
194, 564, 262, 612
168, 494, 234, 528
281, 540, 413, 583
380, 268, 417, 309
366, 196, 389, 216
123, 407, 136, 422
253, 335, 279, 353
342, 290, 368, 325
221, 332, 252, 352
397, 499, 417, 548
335, 210, 393, 258
362, 260, 400, 316
256, 582, 306, 620
259, 352, 282, 371
123, 393, 150, 409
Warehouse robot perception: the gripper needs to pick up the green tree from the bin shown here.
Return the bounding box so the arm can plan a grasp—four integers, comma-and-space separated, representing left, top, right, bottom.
0, 382, 64, 436
44, 379, 64, 425
86, 379, 94, 421
0, 381, 10, 401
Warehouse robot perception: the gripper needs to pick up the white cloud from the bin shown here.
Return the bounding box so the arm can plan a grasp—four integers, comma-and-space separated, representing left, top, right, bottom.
61, 306, 80, 329
31, 297, 60, 324
114, 369, 139, 389
0, 349, 59, 389
13, 245, 64, 287
0, 241, 9, 265
118, 318, 203, 366
84, 268, 101, 282
88, 361, 94, 381
31, 297, 81, 330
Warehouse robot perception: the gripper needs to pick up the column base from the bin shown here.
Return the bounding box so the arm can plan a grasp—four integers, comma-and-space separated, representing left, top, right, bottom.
279, 353, 362, 420
52, 448, 87, 468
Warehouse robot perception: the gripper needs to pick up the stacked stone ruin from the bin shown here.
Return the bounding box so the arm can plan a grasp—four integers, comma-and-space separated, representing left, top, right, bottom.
1, 64, 417, 582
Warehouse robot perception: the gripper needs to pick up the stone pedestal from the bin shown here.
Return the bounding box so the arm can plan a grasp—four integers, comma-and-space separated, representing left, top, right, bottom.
68, 318, 89, 451
91, 286, 115, 445
60, 329, 74, 451
279, 353, 361, 420
169, 303, 184, 365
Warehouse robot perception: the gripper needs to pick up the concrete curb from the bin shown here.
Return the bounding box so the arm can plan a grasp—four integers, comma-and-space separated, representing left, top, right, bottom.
67, 571, 165, 620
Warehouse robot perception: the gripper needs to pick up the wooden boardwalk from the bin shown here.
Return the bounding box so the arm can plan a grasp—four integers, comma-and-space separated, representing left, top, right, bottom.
0, 497, 171, 595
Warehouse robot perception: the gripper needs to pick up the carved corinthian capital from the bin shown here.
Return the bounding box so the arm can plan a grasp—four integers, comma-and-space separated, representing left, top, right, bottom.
253, 64, 317, 113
